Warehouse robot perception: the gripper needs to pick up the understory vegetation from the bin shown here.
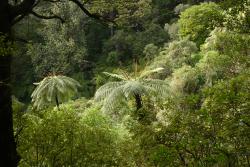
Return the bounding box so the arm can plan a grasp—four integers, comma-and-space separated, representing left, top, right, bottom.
11, 0, 250, 166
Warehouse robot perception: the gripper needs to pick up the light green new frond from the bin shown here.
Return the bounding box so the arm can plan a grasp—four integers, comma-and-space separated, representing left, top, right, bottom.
94, 82, 125, 101
138, 67, 164, 79
103, 72, 128, 81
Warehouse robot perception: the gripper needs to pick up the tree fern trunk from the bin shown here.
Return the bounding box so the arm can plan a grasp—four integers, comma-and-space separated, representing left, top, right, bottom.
134, 94, 142, 110
55, 94, 60, 110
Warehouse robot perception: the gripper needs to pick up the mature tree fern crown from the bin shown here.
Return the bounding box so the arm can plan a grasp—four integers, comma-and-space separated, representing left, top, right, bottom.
31, 75, 81, 110
94, 68, 168, 111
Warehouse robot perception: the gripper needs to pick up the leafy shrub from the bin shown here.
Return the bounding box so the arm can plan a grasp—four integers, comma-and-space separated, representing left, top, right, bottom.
18, 103, 138, 167
179, 2, 224, 46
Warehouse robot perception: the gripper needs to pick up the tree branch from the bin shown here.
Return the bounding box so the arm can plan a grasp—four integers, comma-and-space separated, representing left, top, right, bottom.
10, 0, 117, 27
11, 14, 26, 26
69, 0, 101, 20
69, 0, 117, 26
43, 0, 61, 3
14, 127, 23, 140
30, 11, 65, 23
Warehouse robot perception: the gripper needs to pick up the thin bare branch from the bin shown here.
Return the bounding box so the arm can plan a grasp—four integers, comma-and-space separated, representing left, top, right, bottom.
44, 0, 61, 3
11, 14, 26, 26
69, 0, 117, 26
30, 11, 65, 23
69, 0, 101, 19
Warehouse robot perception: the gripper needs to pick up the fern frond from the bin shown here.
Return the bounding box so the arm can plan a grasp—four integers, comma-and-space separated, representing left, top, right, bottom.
122, 81, 147, 98
31, 77, 50, 99
103, 86, 124, 112
138, 67, 164, 79
47, 77, 56, 102
103, 72, 128, 81
94, 82, 125, 101
142, 79, 169, 96
118, 69, 132, 80
31, 75, 80, 110
95, 69, 169, 112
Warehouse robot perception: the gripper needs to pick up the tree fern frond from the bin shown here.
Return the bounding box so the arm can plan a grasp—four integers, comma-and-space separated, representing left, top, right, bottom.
61, 76, 81, 88
94, 82, 125, 101
142, 79, 168, 87
142, 79, 169, 96
31, 77, 50, 99
103, 87, 124, 112
95, 68, 169, 112
140, 85, 157, 95
118, 69, 132, 80
103, 72, 128, 81
47, 78, 56, 102
33, 82, 40, 86
31, 75, 80, 110
122, 81, 147, 98
138, 67, 164, 79
31, 83, 50, 102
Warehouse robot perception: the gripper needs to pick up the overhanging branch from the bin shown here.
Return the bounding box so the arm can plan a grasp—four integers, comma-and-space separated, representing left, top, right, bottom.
69, 0, 117, 26
44, 0, 61, 3
30, 11, 65, 23
9, 0, 117, 27
11, 14, 26, 26
69, 0, 101, 20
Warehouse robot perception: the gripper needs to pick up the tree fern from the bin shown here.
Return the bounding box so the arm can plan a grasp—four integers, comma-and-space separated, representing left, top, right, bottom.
94, 68, 168, 112
31, 75, 81, 110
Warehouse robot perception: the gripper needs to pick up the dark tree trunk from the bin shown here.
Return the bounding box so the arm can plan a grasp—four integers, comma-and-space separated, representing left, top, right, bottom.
134, 94, 142, 110
134, 94, 145, 121
0, 1, 20, 166
0, 0, 110, 166
55, 94, 60, 110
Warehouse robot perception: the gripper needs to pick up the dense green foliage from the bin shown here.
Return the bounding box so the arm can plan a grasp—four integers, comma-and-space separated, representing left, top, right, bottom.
179, 2, 224, 46
17, 102, 138, 166
11, 0, 250, 166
